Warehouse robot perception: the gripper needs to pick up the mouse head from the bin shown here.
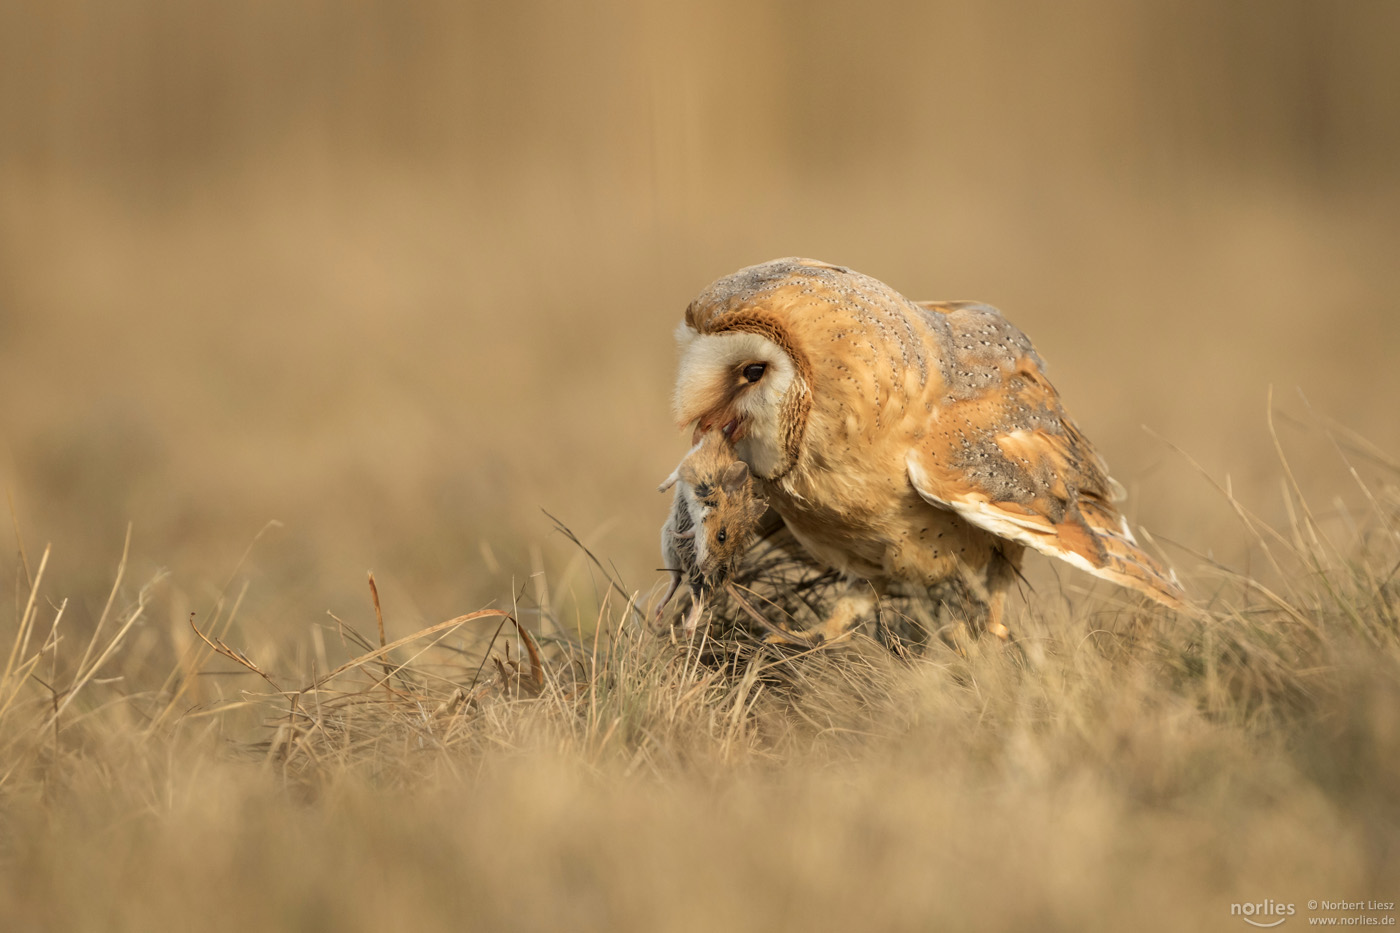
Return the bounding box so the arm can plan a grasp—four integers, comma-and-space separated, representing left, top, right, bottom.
659, 432, 769, 590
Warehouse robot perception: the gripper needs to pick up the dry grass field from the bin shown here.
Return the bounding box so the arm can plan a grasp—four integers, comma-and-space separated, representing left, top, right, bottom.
2, 2, 1399, 930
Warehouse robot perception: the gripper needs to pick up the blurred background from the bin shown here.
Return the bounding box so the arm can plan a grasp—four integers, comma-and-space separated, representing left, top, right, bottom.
2, 0, 1399, 647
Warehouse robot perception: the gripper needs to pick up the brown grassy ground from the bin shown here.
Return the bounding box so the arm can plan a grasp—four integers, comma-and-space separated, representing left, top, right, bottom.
2, 3, 1399, 930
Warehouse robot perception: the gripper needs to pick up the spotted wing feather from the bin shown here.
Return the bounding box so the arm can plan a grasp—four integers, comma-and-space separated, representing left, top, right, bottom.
907, 302, 1187, 609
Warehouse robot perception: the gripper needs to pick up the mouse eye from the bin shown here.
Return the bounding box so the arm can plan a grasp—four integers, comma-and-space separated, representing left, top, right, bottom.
716, 528, 727, 544
742, 363, 767, 383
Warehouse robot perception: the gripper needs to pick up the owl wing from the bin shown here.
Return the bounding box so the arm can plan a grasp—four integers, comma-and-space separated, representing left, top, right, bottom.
905, 302, 1187, 609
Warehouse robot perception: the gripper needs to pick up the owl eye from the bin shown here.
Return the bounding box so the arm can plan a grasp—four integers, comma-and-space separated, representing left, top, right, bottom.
742, 363, 767, 383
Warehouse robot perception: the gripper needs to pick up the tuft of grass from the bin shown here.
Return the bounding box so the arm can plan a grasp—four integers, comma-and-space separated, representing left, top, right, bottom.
1, 439, 1398, 932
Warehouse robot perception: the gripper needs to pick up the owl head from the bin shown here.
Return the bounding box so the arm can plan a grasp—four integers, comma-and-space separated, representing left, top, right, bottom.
671, 258, 845, 479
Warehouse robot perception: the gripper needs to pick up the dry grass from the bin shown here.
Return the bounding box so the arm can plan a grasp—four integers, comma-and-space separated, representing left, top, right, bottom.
1, 434, 1398, 932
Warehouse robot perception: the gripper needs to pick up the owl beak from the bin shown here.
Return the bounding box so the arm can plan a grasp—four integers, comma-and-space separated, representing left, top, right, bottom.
693, 412, 744, 444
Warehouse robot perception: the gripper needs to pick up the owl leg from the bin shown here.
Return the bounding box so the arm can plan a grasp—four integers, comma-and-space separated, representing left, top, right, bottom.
765, 583, 881, 646
984, 544, 1024, 641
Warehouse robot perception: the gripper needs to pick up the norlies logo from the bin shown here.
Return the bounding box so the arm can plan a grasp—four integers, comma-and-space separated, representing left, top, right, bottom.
1231, 900, 1297, 927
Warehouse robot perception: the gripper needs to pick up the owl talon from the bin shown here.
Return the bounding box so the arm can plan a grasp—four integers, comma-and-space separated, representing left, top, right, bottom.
761, 629, 816, 648
761, 607, 863, 648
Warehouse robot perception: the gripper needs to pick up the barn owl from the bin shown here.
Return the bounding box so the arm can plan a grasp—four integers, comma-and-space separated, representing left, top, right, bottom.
657, 429, 770, 636
671, 257, 1186, 642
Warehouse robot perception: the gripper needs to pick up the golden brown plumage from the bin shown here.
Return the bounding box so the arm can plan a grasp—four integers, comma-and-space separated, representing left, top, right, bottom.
672, 258, 1185, 641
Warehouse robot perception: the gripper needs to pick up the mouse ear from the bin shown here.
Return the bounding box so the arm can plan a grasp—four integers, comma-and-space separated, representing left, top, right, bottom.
719, 460, 750, 493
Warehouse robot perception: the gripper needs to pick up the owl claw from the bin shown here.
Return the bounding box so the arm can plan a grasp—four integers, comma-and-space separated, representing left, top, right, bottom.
761, 628, 819, 648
